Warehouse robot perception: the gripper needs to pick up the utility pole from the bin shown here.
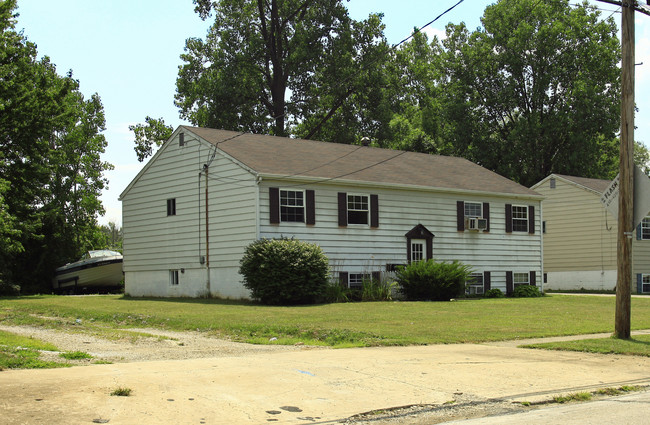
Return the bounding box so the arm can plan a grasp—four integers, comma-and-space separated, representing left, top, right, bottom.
597, 0, 650, 338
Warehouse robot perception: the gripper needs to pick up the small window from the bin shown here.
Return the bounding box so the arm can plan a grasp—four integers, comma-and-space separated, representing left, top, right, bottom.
642, 217, 650, 240
169, 270, 179, 286
280, 189, 304, 222
464, 202, 482, 218
643, 275, 650, 293
167, 198, 176, 216
347, 194, 369, 225
513, 272, 529, 286
348, 273, 368, 289
466, 273, 484, 295
512, 205, 528, 232
410, 240, 425, 262
550, 177, 556, 189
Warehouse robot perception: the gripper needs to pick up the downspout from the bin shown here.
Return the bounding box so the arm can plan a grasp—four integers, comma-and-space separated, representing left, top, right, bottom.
539, 201, 545, 294
205, 165, 210, 294
255, 174, 262, 239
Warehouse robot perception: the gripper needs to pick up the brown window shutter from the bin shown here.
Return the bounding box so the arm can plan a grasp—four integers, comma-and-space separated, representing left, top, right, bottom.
426, 238, 433, 260
338, 193, 347, 226
505, 204, 512, 233
370, 194, 379, 228
483, 202, 490, 232
528, 205, 535, 234
269, 187, 279, 224
457, 201, 465, 231
306, 190, 315, 225
506, 271, 513, 295
529, 270, 536, 286
339, 271, 349, 288
372, 271, 381, 283
483, 271, 491, 291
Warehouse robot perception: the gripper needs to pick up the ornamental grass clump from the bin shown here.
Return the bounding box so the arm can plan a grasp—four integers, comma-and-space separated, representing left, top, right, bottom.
239, 237, 329, 305
395, 259, 472, 301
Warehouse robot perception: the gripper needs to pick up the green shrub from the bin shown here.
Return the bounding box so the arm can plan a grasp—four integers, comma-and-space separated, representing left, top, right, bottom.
484, 288, 505, 298
361, 277, 396, 302
395, 259, 472, 301
322, 281, 349, 303
0, 280, 20, 296
512, 285, 542, 298
239, 237, 329, 305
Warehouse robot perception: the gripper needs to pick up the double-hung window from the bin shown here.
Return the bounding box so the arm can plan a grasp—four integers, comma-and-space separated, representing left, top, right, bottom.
466, 273, 484, 295
511, 205, 528, 232
348, 273, 368, 289
513, 272, 529, 287
464, 202, 482, 218
347, 194, 369, 225
642, 217, 650, 240
643, 275, 650, 293
280, 189, 304, 222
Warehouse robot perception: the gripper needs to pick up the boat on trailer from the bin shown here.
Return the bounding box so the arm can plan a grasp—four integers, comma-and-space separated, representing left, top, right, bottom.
53, 250, 123, 294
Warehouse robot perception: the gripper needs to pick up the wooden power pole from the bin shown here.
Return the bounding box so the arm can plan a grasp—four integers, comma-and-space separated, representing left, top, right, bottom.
616, 1, 635, 339
597, 0, 650, 338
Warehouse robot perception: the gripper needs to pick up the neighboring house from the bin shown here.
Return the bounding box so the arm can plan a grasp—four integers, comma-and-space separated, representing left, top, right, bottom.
120, 126, 544, 299
532, 174, 650, 293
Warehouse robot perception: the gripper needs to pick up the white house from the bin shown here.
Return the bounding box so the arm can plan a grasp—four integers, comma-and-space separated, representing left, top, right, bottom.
120, 126, 544, 299
532, 174, 650, 293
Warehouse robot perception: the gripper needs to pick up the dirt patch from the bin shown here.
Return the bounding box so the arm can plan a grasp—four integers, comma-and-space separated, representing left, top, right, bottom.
0, 324, 322, 365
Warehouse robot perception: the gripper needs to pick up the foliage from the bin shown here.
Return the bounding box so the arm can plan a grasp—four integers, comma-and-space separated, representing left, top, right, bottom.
512, 285, 543, 298
321, 281, 350, 303
395, 259, 472, 301
390, 0, 620, 186
484, 288, 505, 298
129, 116, 173, 162
0, 0, 111, 292
239, 238, 329, 305
360, 277, 397, 302
5, 294, 650, 347
0, 330, 68, 370
99, 221, 123, 252
553, 392, 592, 404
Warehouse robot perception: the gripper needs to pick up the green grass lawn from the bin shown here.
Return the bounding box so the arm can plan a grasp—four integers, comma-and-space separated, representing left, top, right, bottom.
2, 294, 650, 347
0, 330, 70, 370
523, 334, 650, 357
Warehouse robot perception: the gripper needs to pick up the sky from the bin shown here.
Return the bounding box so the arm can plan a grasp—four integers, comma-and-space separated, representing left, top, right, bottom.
14, 0, 650, 226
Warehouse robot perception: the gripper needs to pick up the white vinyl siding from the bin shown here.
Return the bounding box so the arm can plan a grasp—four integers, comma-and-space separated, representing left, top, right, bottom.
259, 180, 541, 293
121, 132, 257, 298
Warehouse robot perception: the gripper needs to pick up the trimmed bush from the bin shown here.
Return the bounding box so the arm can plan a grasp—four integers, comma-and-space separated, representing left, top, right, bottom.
395, 259, 472, 301
512, 284, 542, 298
484, 288, 504, 298
239, 237, 329, 305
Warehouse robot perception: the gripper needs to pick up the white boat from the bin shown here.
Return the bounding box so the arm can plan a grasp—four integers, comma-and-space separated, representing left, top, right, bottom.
53, 250, 123, 294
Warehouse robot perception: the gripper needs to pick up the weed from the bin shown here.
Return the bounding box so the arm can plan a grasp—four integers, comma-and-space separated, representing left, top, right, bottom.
110, 387, 132, 397
59, 351, 92, 360
520, 401, 531, 406
553, 392, 592, 403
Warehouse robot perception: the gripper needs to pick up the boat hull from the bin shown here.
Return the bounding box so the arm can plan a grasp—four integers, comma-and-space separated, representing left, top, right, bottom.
53, 258, 123, 293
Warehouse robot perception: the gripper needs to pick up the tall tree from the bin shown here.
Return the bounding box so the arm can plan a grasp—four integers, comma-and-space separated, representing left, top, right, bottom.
434, 0, 620, 187
0, 0, 111, 292
173, 1, 387, 137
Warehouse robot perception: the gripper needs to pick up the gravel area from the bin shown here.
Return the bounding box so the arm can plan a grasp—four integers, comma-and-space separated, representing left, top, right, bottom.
0, 324, 320, 365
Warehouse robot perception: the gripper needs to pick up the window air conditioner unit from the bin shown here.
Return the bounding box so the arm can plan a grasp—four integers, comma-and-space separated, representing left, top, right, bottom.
466, 217, 488, 231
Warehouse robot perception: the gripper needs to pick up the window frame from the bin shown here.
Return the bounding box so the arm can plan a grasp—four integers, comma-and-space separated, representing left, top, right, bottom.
279, 189, 305, 223
511, 205, 529, 232
466, 273, 484, 295
167, 198, 176, 216
643, 274, 650, 294
347, 193, 370, 225
464, 201, 483, 218
348, 273, 369, 289
169, 269, 179, 286
513, 272, 529, 287
410, 239, 425, 263
642, 217, 650, 240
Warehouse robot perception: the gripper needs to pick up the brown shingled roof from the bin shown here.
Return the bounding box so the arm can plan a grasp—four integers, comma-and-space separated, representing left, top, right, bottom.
553, 174, 611, 194
184, 126, 541, 197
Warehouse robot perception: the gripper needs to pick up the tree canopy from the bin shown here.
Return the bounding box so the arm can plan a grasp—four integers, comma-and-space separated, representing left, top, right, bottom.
134, 0, 624, 188
0, 0, 112, 293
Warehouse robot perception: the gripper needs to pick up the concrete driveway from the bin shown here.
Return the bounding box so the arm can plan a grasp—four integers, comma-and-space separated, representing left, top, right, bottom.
2, 333, 650, 424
